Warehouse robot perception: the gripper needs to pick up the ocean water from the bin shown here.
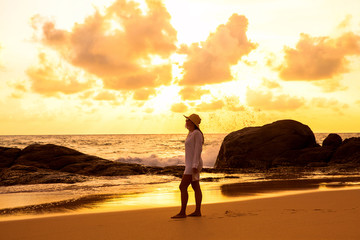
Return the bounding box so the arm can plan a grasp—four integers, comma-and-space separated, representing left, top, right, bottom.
0, 134, 227, 168
1, 132, 360, 220
2, 133, 359, 167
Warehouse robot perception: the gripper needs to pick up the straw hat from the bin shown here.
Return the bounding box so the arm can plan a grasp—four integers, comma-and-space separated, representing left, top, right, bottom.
184, 114, 201, 129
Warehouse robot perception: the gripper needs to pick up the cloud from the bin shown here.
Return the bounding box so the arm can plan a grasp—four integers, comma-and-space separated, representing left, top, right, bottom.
261, 78, 281, 89
179, 14, 257, 86
6, 79, 29, 99
33, 0, 177, 90
133, 88, 156, 100
312, 78, 348, 92
26, 52, 95, 96
337, 15, 352, 29
7, 79, 28, 93
179, 86, 210, 100
172, 96, 245, 113
278, 32, 360, 81
246, 88, 305, 111
311, 97, 349, 113
144, 108, 154, 114
195, 100, 224, 112
94, 90, 118, 101
171, 102, 188, 113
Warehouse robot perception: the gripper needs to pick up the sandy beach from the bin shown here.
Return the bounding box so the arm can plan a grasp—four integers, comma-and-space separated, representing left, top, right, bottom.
1, 188, 359, 240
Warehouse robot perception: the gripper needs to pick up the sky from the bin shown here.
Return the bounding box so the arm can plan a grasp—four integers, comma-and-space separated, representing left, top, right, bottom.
1, 0, 360, 134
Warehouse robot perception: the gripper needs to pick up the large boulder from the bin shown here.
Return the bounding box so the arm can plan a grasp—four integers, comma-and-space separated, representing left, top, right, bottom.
15, 144, 147, 176
0, 144, 149, 186
322, 133, 342, 149
16, 144, 89, 170
330, 137, 360, 164
215, 120, 317, 169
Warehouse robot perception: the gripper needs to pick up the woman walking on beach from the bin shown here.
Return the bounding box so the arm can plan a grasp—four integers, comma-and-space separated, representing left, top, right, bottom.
172, 114, 204, 218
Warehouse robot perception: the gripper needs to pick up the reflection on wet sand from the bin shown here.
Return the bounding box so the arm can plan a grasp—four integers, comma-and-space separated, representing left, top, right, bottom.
220, 177, 360, 196
2, 175, 360, 219
0, 194, 122, 216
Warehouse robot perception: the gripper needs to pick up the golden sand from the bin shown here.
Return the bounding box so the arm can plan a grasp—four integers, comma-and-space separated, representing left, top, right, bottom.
1, 188, 360, 240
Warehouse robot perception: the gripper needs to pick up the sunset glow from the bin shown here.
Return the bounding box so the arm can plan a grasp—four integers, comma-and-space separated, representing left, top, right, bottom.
1, 0, 360, 134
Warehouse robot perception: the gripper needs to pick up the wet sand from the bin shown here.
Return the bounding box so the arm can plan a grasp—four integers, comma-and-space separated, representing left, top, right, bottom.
1, 188, 359, 240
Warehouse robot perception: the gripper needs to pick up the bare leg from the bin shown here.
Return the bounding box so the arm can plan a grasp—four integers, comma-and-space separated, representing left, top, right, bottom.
171, 174, 192, 218
188, 180, 202, 216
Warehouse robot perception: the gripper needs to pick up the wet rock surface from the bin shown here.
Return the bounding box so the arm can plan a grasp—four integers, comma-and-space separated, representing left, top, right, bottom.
215, 120, 360, 169
0, 144, 154, 186
215, 120, 317, 169
330, 138, 360, 164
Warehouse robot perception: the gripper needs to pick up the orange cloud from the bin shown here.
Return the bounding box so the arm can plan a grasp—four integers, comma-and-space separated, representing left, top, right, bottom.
7, 79, 29, 99
171, 102, 188, 113
179, 14, 257, 86
311, 97, 349, 113
94, 91, 118, 101
33, 0, 176, 91
278, 32, 360, 81
179, 87, 210, 100
7, 79, 28, 93
133, 88, 156, 101
26, 53, 94, 96
246, 88, 305, 111
312, 78, 348, 92
195, 100, 224, 112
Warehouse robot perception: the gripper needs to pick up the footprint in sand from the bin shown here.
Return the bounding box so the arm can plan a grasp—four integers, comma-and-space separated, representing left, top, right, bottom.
223, 210, 258, 218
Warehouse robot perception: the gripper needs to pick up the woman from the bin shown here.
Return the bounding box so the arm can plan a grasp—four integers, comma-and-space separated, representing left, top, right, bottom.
172, 113, 204, 218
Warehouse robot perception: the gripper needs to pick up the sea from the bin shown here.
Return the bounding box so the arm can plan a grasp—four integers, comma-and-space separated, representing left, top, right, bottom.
1, 133, 360, 220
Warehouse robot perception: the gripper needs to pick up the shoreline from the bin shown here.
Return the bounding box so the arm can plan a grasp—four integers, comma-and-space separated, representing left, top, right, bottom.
1, 173, 360, 221
2, 180, 360, 222
1, 188, 360, 239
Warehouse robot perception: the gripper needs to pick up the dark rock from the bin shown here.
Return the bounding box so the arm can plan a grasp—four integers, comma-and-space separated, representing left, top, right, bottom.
16, 144, 90, 170
0, 147, 21, 168
0, 166, 88, 186
307, 162, 328, 167
0, 143, 150, 186
273, 147, 333, 167
215, 120, 317, 169
14, 143, 147, 176
323, 134, 342, 149
330, 137, 360, 164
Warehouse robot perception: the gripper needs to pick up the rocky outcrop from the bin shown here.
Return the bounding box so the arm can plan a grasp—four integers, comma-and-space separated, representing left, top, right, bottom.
0, 147, 21, 168
330, 138, 360, 164
13, 144, 147, 176
0, 144, 149, 186
272, 147, 333, 167
215, 120, 317, 169
215, 120, 360, 169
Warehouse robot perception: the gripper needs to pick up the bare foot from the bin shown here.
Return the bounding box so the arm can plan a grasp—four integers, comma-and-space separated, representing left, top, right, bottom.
187, 212, 201, 217
171, 213, 187, 219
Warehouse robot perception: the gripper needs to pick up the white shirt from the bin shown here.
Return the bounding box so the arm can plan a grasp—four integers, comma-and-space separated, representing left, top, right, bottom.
184, 129, 203, 180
